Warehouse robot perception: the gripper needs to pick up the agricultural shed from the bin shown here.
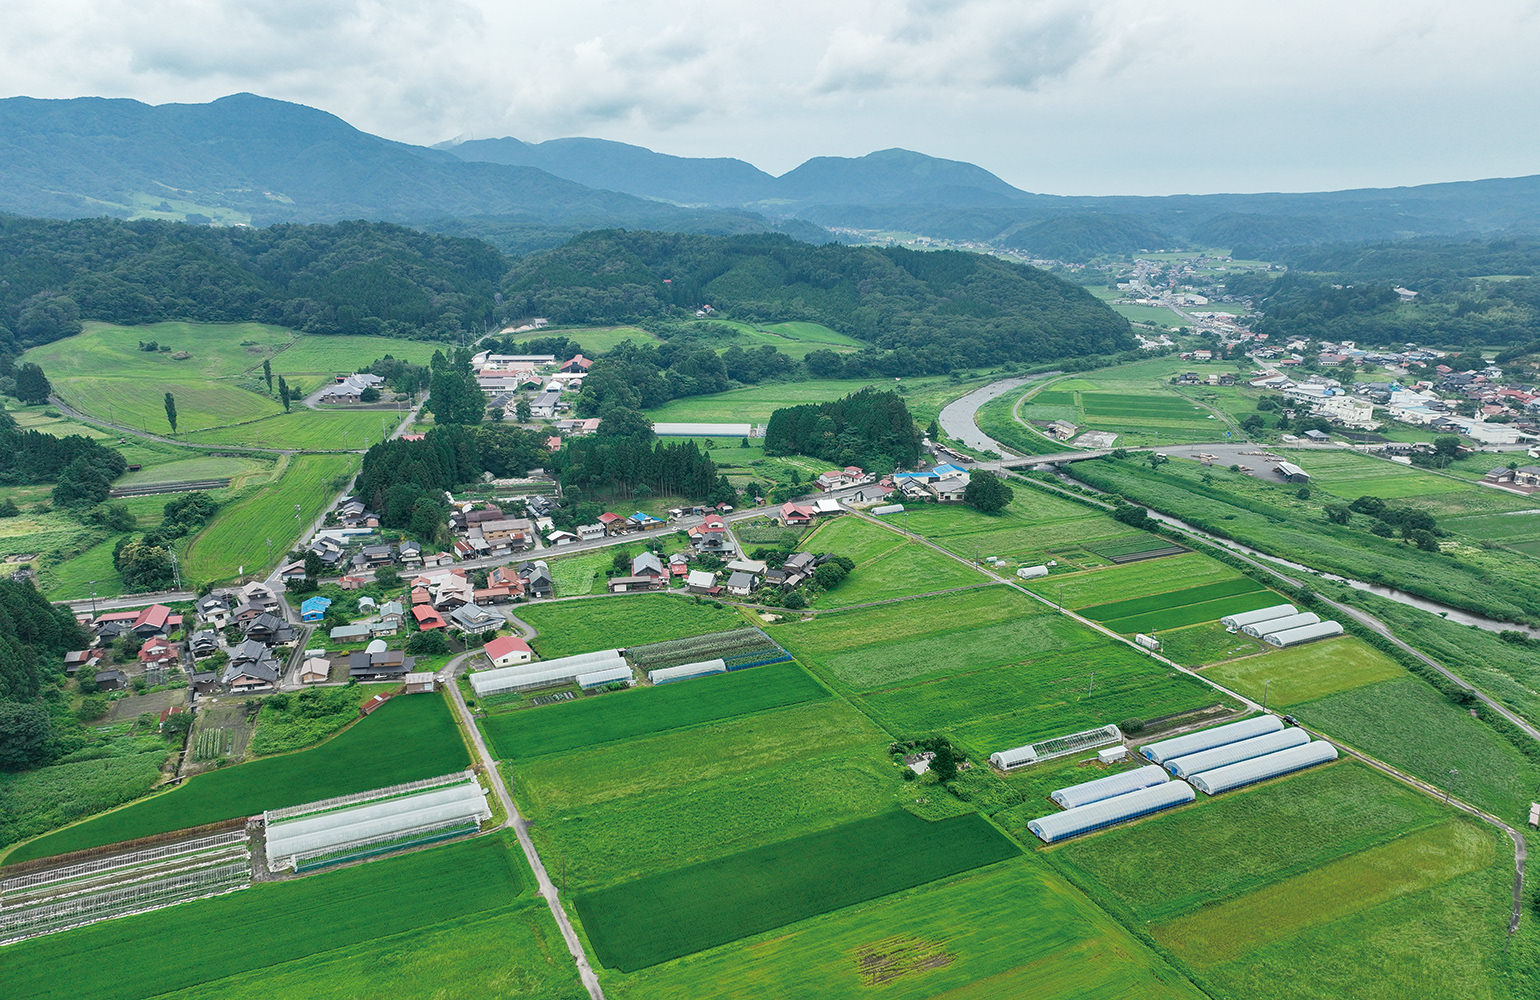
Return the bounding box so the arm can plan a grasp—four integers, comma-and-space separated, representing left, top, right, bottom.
577, 665, 635, 690
1165, 728, 1310, 780
990, 724, 1123, 771
1050, 764, 1168, 810
1220, 604, 1299, 630
989, 746, 1037, 771
1028, 781, 1195, 844
648, 658, 727, 685
264, 779, 489, 871
1016, 565, 1049, 580
1241, 611, 1320, 638
1140, 716, 1284, 765
1189, 741, 1339, 795
1262, 620, 1344, 647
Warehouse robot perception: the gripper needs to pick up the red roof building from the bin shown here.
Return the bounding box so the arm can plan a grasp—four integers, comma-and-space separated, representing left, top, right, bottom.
412, 605, 448, 630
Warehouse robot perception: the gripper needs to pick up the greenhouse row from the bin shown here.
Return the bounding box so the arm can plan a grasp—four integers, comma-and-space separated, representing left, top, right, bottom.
649, 658, 727, 685
469, 648, 626, 696
264, 778, 490, 871
990, 724, 1123, 771
1028, 780, 1195, 843
577, 664, 636, 690
1141, 715, 1284, 765
1189, 740, 1339, 794
1163, 728, 1310, 780
1262, 620, 1344, 647
1050, 764, 1169, 809
1240, 611, 1319, 638
1221, 604, 1298, 630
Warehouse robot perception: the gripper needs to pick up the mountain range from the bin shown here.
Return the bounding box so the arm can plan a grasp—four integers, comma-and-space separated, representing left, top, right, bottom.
7, 93, 1540, 259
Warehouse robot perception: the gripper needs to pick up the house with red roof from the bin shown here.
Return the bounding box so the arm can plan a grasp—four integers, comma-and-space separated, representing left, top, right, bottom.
412, 605, 448, 631
138, 637, 179, 667
780, 501, 816, 526
483, 635, 533, 668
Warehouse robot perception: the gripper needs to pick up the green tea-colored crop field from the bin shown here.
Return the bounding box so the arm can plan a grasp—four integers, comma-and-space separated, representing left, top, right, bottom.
512, 594, 747, 657
1023, 551, 1250, 608
7, 694, 468, 863
576, 810, 1019, 971
23, 321, 292, 380
1080, 578, 1266, 621
266, 334, 441, 373
802, 515, 988, 608
1204, 637, 1404, 706
182, 452, 357, 584
56, 375, 281, 433
482, 661, 828, 760
1, 835, 542, 1000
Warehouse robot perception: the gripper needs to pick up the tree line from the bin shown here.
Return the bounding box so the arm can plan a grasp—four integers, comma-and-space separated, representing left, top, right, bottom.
763, 388, 922, 472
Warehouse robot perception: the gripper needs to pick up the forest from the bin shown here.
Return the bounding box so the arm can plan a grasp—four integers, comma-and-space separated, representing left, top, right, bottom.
763, 388, 923, 471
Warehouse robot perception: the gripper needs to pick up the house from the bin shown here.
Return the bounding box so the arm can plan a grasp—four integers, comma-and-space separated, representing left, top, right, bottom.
94, 668, 127, 691
278, 561, 307, 583
329, 624, 372, 643
631, 551, 665, 578
689, 514, 732, 554
784, 552, 816, 577
360, 544, 395, 566
241, 582, 280, 612
223, 658, 280, 692
484, 635, 533, 668
191, 671, 220, 695
447, 604, 503, 634
1048, 420, 1079, 441
608, 575, 665, 593
726, 571, 758, 596
412, 605, 448, 631
780, 502, 815, 526
475, 586, 514, 605
520, 560, 554, 599
63, 649, 100, 675
244, 612, 292, 643
349, 649, 415, 681
410, 587, 432, 606
338, 574, 369, 590
300, 657, 331, 684
930, 473, 971, 502
561, 354, 593, 373
576, 523, 606, 541
686, 569, 720, 595
195, 595, 231, 629
487, 566, 526, 596
300, 596, 332, 623
597, 511, 628, 535
669, 554, 691, 579
138, 637, 179, 667
129, 604, 175, 637
546, 530, 579, 546
628, 512, 665, 531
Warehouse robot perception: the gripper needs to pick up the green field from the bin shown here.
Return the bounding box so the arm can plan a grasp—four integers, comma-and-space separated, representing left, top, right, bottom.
1079, 577, 1266, 621
1099, 590, 1283, 634
575, 810, 1019, 971
265, 334, 441, 373
113, 454, 269, 487
482, 661, 828, 760
1204, 637, 1405, 706
972, 386, 1064, 456
1155, 622, 1263, 666
179, 407, 402, 450
1008, 362, 1230, 447
7, 695, 468, 863
644, 374, 982, 426
893, 483, 1144, 569
516, 324, 660, 354
1291, 676, 1540, 823
608, 859, 1203, 1000
0, 836, 558, 1000
55, 375, 283, 434
1023, 550, 1259, 608
511, 594, 746, 657
801, 515, 988, 608
23, 321, 293, 380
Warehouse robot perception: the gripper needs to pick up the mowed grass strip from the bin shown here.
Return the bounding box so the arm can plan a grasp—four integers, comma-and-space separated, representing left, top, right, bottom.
482, 661, 828, 760
575, 810, 1019, 971
56, 376, 281, 433
513, 594, 747, 658
8, 695, 468, 863
2, 835, 527, 1000
1100, 590, 1283, 634
1151, 819, 1494, 967
1204, 637, 1405, 706
1080, 578, 1265, 621
1044, 762, 1447, 922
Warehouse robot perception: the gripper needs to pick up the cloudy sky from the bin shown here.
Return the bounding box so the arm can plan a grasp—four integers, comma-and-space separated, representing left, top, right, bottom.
3, 0, 1539, 195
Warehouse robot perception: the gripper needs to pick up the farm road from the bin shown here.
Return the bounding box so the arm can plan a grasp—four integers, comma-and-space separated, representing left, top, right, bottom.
443, 653, 607, 1000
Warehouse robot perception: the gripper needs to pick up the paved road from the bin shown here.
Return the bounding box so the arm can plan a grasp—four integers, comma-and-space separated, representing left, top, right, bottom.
443, 653, 607, 1000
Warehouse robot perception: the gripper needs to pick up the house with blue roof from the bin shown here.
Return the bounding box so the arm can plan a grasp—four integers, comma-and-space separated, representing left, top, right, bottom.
300, 596, 333, 623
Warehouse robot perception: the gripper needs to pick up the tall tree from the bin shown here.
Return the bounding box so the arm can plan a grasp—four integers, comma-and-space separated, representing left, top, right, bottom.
278, 376, 291, 413
163, 392, 178, 433
13, 363, 51, 405
262, 359, 273, 391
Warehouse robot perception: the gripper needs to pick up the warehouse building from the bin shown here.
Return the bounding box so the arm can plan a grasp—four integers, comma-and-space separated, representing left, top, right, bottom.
1028, 781, 1195, 843
1141, 716, 1284, 765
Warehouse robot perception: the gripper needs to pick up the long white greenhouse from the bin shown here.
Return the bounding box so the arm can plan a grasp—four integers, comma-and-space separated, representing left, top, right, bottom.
469, 648, 625, 696
649, 658, 726, 685
1050, 764, 1168, 809
1027, 781, 1195, 843
1164, 727, 1310, 779
1189, 740, 1339, 795
577, 665, 635, 690
264, 779, 490, 871
1220, 604, 1298, 629
1140, 715, 1284, 765
1261, 620, 1344, 647
1240, 611, 1319, 638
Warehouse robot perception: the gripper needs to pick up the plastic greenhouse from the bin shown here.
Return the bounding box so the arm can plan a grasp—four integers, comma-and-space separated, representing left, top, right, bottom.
469, 648, 625, 696
1262, 620, 1344, 647
1188, 741, 1339, 795
1220, 604, 1298, 629
264, 779, 489, 871
1141, 715, 1284, 764
1164, 728, 1310, 779
577, 665, 635, 689
1027, 781, 1195, 843
648, 658, 727, 685
1240, 611, 1320, 638
1050, 765, 1169, 809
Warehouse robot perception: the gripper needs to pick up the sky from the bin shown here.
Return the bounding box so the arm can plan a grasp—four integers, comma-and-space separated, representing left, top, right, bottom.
3, 0, 1540, 196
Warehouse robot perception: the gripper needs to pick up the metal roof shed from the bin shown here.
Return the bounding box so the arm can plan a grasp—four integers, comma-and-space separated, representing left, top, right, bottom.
1050, 764, 1168, 809
1141, 715, 1284, 765
1241, 611, 1319, 638
1220, 604, 1298, 629
1189, 741, 1339, 795
1028, 781, 1195, 843
1262, 620, 1344, 647
1165, 728, 1310, 779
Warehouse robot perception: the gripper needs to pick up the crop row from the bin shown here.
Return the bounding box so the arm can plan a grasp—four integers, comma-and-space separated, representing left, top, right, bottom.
628, 627, 786, 670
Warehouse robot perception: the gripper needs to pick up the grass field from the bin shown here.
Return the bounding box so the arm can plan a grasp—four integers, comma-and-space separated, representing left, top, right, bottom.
511, 594, 746, 657
1204, 637, 1405, 706
1291, 676, 1540, 823
55, 375, 283, 434
546, 545, 636, 596
575, 810, 1019, 971
607, 859, 1204, 1000
894, 483, 1143, 569
1079, 577, 1266, 621
643, 374, 982, 427
113, 455, 268, 487
1155, 622, 1263, 665
182, 452, 357, 584
179, 407, 402, 450
1009, 363, 1228, 447
801, 515, 988, 608
1099, 590, 1283, 634
1444, 510, 1540, 557
265, 334, 442, 373
23, 321, 292, 380
1022, 551, 1244, 608
6, 694, 468, 863
1, 835, 549, 1000
482, 661, 828, 760
515, 325, 660, 354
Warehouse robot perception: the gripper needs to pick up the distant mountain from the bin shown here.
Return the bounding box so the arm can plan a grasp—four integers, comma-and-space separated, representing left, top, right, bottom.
0, 94, 819, 252
771, 148, 1030, 207
440, 136, 775, 206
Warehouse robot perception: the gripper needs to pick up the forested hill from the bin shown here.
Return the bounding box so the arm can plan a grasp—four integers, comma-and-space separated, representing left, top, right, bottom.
501, 231, 1133, 367
0, 215, 507, 348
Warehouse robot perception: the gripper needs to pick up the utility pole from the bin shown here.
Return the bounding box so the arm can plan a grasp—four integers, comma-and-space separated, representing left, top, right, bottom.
89, 581, 97, 619
170, 551, 181, 591
1263, 678, 1271, 712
